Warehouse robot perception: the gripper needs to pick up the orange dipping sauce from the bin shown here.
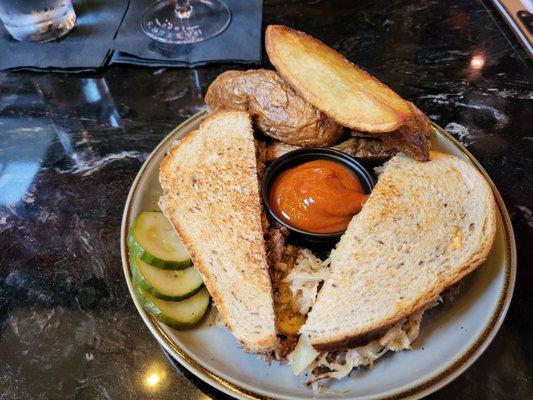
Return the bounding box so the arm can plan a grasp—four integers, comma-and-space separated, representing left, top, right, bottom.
269, 160, 369, 233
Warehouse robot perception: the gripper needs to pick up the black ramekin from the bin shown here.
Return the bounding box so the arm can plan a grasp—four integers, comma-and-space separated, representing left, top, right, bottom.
261, 147, 375, 245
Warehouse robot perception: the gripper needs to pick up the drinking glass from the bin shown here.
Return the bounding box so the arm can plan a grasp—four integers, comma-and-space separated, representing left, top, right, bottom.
141, 0, 231, 44
0, 0, 76, 42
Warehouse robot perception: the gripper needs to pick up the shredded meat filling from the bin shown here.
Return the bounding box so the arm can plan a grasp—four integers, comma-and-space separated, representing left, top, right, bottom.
264, 225, 307, 359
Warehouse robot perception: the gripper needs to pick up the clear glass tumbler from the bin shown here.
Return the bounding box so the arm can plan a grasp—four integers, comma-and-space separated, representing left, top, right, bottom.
0, 0, 76, 42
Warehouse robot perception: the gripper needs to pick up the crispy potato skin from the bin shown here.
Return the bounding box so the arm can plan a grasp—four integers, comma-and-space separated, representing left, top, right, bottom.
205, 69, 343, 147
266, 137, 399, 163
350, 102, 431, 161
266, 102, 431, 162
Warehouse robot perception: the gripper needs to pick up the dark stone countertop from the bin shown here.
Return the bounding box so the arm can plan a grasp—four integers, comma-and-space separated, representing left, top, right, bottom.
0, 0, 531, 399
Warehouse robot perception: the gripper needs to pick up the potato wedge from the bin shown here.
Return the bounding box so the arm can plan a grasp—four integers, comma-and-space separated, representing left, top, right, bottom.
266, 137, 398, 163
265, 25, 412, 133
350, 102, 431, 161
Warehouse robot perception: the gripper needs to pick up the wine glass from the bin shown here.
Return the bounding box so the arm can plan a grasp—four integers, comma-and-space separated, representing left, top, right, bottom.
141, 0, 231, 44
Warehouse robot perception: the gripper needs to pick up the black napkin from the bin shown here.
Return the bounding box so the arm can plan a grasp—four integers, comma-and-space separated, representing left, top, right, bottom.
111, 0, 263, 67
0, 0, 129, 72
0, 0, 263, 71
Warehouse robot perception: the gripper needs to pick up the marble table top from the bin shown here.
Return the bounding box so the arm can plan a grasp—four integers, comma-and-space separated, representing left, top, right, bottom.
0, 0, 531, 399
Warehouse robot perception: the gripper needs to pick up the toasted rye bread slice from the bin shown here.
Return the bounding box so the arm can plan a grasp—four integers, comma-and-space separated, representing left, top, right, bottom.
159, 111, 278, 353
265, 25, 412, 133
301, 151, 497, 352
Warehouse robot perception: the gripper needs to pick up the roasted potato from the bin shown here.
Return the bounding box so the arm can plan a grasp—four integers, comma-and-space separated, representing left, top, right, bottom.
265, 25, 413, 133
350, 102, 431, 161
266, 137, 399, 162
205, 69, 343, 147
266, 102, 430, 162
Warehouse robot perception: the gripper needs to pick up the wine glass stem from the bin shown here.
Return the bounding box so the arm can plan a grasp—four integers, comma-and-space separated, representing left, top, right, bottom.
175, 0, 192, 19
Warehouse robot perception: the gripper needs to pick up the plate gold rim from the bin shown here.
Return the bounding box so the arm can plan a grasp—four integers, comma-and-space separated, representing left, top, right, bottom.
120, 110, 516, 400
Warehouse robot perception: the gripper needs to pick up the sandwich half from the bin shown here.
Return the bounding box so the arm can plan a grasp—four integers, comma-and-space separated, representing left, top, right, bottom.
301, 151, 497, 351
159, 111, 278, 353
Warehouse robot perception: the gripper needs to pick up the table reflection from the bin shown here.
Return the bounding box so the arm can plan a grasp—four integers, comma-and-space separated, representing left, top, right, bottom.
0, 76, 126, 208
141, 360, 169, 393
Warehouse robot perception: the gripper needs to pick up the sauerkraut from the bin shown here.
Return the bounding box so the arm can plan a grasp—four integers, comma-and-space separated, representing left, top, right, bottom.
283, 250, 330, 315
288, 300, 441, 391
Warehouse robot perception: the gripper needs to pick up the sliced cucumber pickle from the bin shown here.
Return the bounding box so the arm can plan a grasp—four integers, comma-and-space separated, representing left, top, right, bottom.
130, 254, 204, 301
129, 211, 192, 269
134, 283, 210, 329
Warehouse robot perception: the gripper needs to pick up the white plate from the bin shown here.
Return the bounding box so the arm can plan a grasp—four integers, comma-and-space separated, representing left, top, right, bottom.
121, 110, 516, 400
